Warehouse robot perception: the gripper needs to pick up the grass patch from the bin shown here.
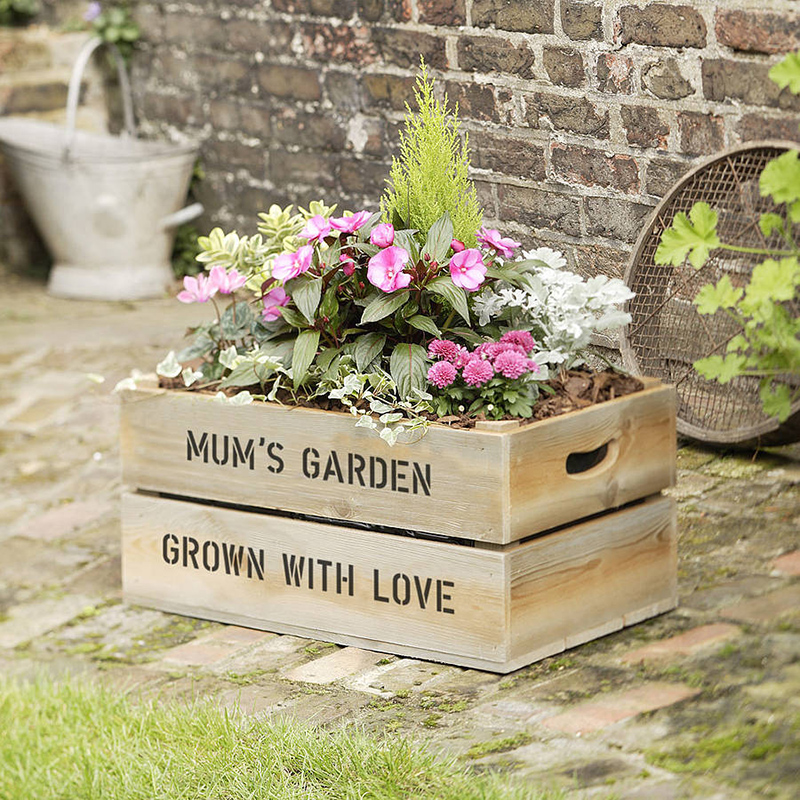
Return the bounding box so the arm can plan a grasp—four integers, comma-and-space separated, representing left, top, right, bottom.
0, 677, 551, 799
466, 733, 533, 759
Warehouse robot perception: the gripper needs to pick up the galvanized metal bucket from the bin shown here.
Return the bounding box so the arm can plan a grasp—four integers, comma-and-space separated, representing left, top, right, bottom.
0, 37, 202, 300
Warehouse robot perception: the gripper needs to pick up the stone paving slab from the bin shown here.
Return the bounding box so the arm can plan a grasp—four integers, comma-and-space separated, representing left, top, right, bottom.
1, 278, 799, 799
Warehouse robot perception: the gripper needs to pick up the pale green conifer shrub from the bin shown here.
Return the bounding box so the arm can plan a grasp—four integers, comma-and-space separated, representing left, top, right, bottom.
381, 59, 483, 247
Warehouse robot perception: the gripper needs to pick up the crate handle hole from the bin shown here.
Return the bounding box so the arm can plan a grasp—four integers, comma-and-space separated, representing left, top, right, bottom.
566, 441, 616, 475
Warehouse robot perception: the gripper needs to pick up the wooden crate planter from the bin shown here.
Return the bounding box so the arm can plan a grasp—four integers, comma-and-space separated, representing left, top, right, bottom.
120, 379, 678, 673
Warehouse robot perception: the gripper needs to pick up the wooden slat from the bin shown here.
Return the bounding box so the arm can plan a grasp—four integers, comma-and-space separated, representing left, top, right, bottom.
507, 383, 676, 540
120, 381, 675, 544
122, 492, 510, 668
507, 494, 677, 666
122, 491, 677, 673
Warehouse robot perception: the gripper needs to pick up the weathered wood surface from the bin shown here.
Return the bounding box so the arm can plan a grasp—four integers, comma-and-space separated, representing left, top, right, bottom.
122, 492, 676, 673
120, 381, 676, 544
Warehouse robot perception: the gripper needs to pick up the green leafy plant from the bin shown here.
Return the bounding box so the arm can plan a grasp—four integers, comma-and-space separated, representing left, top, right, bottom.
88, 3, 140, 61
655, 50, 800, 423
381, 58, 483, 247
0, 0, 38, 26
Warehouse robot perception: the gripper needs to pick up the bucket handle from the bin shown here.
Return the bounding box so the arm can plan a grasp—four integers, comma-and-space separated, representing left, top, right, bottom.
63, 36, 136, 160
160, 202, 204, 230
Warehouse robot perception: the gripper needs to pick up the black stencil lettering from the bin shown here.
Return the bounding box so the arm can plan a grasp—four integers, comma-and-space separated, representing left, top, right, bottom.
162, 533, 179, 565
282, 554, 306, 586
247, 547, 265, 581
267, 441, 285, 474
202, 540, 220, 572
211, 434, 229, 466
302, 447, 320, 479
370, 456, 387, 489
373, 569, 389, 603
222, 542, 245, 576
392, 460, 409, 493
322, 452, 344, 483
412, 462, 432, 496
232, 436, 255, 469
393, 573, 411, 605
348, 453, 366, 487
186, 430, 208, 462
183, 536, 200, 569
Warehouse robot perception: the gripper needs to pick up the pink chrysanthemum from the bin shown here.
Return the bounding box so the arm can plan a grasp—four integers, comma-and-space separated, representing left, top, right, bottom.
427, 339, 463, 362
455, 349, 479, 369
527, 358, 540, 374
476, 341, 527, 361
427, 360, 457, 389
500, 330, 536, 353
493, 350, 532, 379
462, 359, 494, 386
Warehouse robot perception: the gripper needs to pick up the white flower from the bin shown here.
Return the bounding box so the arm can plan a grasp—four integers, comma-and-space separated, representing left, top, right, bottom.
520, 247, 567, 270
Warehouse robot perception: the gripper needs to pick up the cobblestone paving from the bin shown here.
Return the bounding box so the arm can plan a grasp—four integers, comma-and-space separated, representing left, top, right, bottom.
1, 276, 798, 799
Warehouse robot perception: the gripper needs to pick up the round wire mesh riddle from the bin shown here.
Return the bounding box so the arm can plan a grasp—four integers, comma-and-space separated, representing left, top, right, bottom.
621, 141, 800, 447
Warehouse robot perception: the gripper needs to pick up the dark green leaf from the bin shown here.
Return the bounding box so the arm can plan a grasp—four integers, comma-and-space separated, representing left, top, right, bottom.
220, 302, 254, 340
279, 306, 309, 329
354, 333, 386, 371
407, 315, 441, 337
359, 290, 410, 325
290, 276, 323, 324
486, 266, 525, 287
427, 277, 470, 324
446, 326, 484, 345
394, 229, 420, 262
389, 342, 428, 400
292, 329, 320, 389
423, 212, 454, 263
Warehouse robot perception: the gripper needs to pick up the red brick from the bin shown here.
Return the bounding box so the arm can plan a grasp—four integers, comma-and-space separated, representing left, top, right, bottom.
737, 114, 800, 144
621, 105, 669, 149
469, 131, 546, 180
561, 0, 602, 41
300, 22, 377, 65
338, 158, 388, 195
645, 157, 692, 197
444, 80, 504, 123
541, 683, 700, 734
272, 108, 347, 151
703, 59, 800, 111
552, 144, 639, 193
642, 58, 694, 100
719, 585, 800, 624
621, 624, 740, 665
457, 35, 535, 78
543, 46, 585, 88
257, 64, 322, 101
715, 9, 800, 55
677, 111, 725, 156
498, 185, 581, 234
473, 0, 554, 34
418, 0, 465, 26
596, 53, 634, 94
372, 27, 447, 69
619, 3, 706, 48
268, 150, 339, 190
526, 93, 608, 137
772, 551, 800, 577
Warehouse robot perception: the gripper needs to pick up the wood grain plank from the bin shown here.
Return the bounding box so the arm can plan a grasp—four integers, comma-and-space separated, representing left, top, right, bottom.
508, 495, 677, 661
122, 492, 509, 665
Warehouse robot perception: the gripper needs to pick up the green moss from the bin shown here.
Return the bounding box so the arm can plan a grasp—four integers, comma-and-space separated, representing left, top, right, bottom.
225, 669, 273, 686
466, 733, 533, 760
421, 713, 442, 728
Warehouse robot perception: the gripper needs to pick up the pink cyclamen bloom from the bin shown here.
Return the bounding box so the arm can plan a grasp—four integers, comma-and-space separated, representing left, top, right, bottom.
427, 339, 464, 362
339, 253, 357, 276
83, 2, 102, 22
462, 358, 494, 386
427, 360, 457, 389
449, 248, 487, 291
500, 329, 536, 353
370, 223, 395, 248
450, 239, 465, 253
177, 272, 218, 304
209, 265, 247, 294
493, 350, 532, 379
330, 210, 371, 235
299, 215, 332, 242
261, 286, 290, 321
367, 246, 411, 292
272, 245, 314, 281
477, 227, 521, 259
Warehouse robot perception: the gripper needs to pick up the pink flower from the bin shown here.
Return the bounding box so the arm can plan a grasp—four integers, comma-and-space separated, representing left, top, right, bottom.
427, 339, 464, 362
261, 286, 290, 321
209, 265, 247, 294
455, 349, 479, 369
450, 238, 465, 253
339, 253, 356, 276
330, 211, 371, 235
477, 227, 521, 259
427, 360, 457, 388
449, 248, 487, 291
462, 359, 494, 386
477, 341, 527, 361
527, 358, 540, 374
299, 215, 332, 242
370, 223, 395, 248
500, 330, 536, 353
367, 246, 411, 292
272, 245, 314, 281
493, 350, 532, 379
177, 272, 218, 304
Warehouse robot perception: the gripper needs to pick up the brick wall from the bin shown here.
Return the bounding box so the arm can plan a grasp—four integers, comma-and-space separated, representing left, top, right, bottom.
132, 0, 800, 286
